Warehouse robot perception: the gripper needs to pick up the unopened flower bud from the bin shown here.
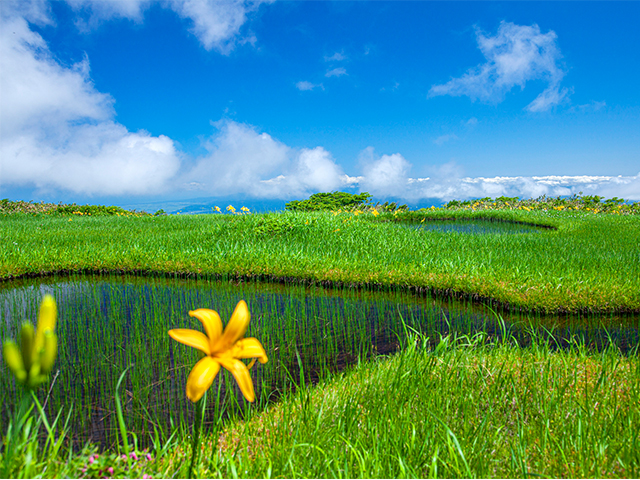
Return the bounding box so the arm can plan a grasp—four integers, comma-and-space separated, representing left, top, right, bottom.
40, 331, 58, 374
20, 323, 35, 371
3, 340, 27, 383
34, 295, 57, 356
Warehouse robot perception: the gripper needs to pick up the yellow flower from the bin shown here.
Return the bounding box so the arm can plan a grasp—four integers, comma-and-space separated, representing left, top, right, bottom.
214, 206, 221, 213
168, 300, 267, 403
2, 295, 58, 389
241, 206, 250, 213
371, 209, 379, 217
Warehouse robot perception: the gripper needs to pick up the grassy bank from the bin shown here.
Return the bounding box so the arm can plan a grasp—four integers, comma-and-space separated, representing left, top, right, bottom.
4, 331, 639, 478
1, 207, 639, 312
1, 197, 638, 478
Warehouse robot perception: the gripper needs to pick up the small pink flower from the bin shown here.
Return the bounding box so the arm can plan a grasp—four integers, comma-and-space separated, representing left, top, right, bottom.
146, 454, 152, 461
120, 454, 127, 461
108, 467, 114, 475
142, 474, 152, 479
130, 452, 138, 460
89, 456, 95, 464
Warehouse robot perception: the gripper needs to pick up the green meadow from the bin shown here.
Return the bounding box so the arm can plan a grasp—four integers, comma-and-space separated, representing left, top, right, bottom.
1, 195, 639, 478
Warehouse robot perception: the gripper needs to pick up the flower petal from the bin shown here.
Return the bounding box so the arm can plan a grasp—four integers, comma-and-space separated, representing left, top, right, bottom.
218, 356, 255, 403
231, 338, 268, 364
186, 357, 220, 403
168, 329, 211, 355
213, 300, 250, 353
188, 308, 222, 351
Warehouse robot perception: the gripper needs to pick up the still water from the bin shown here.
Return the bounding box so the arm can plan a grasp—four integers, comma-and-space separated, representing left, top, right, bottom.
0, 274, 636, 447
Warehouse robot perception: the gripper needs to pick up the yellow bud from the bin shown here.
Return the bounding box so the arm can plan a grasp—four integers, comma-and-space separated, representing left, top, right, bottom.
34, 295, 57, 356
3, 340, 26, 380
20, 323, 35, 372
40, 332, 58, 375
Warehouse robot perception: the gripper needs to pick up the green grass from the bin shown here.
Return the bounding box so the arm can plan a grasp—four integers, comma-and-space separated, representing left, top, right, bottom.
200, 332, 640, 479
1, 208, 639, 312
4, 331, 638, 478
1, 200, 639, 478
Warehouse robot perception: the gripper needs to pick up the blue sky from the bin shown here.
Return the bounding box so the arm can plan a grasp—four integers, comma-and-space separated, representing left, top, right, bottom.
1, 0, 639, 211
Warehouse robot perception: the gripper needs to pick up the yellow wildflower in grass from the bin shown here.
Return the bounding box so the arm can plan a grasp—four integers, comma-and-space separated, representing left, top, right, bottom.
371, 209, 379, 217
2, 295, 58, 389
214, 206, 221, 213
240, 206, 250, 213
226, 205, 236, 214
168, 300, 267, 403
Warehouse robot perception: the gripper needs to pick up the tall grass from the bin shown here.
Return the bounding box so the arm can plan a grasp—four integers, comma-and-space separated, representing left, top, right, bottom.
1, 209, 639, 312
163, 329, 640, 478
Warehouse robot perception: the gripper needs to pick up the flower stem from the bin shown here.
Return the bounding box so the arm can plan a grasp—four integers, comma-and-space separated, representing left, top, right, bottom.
188, 391, 207, 479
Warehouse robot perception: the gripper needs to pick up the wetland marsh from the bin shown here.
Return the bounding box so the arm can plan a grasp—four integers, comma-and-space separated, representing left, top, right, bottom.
1, 196, 639, 478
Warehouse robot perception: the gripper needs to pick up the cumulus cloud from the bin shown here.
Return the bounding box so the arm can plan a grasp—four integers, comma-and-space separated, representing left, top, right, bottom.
0, 15, 181, 196
429, 21, 569, 112
357, 147, 411, 197
296, 80, 324, 91
325, 67, 347, 78
181, 120, 347, 198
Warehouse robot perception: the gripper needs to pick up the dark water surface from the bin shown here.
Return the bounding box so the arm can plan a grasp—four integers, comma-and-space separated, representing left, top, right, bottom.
404, 219, 548, 235
1, 274, 637, 448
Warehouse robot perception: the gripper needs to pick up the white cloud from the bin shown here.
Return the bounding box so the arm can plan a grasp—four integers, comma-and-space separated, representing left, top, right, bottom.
429, 21, 569, 112
1, 0, 53, 25
358, 147, 411, 197
65, 0, 150, 28
296, 80, 323, 91
325, 67, 347, 78
433, 134, 459, 146
25, 0, 272, 53
349, 151, 640, 202
182, 120, 346, 198
324, 51, 346, 62
572, 100, 606, 113
358, 171, 640, 202
0, 15, 181, 196
166, 0, 272, 53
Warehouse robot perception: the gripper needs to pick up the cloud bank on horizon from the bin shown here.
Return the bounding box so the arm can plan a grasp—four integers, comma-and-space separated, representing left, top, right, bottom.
1, 0, 638, 203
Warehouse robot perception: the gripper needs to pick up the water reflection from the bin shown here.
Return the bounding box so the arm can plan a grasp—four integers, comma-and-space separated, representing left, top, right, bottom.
402, 219, 548, 235
0, 274, 637, 448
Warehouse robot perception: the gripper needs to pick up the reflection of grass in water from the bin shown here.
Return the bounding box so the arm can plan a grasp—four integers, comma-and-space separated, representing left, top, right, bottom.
406, 219, 543, 234
1, 274, 638, 452
1, 208, 639, 312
